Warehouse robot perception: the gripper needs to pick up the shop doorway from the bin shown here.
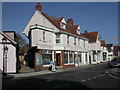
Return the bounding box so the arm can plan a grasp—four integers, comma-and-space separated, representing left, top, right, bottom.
56, 53, 61, 66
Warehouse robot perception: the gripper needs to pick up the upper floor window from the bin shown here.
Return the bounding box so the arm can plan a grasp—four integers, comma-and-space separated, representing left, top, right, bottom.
56, 34, 61, 43
74, 37, 76, 45
84, 40, 86, 47
78, 39, 80, 46
67, 35, 69, 44
43, 31, 45, 41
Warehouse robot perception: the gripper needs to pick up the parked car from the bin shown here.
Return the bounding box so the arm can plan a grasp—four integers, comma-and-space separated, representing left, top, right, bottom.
108, 57, 120, 68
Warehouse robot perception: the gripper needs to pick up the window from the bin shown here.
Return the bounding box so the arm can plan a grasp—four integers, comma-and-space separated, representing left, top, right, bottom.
67, 35, 69, 44
64, 51, 74, 64
77, 29, 80, 34
93, 51, 96, 62
69, 52, 73, 63
43, 31, 45, 41
84, 40, 85, 47
35, 50, 52, 65
64, 51, 68, 64
78, 39, 79, 45
79, 53, 82, 62
86, 53, 87, 62
56, 34, 61, 43
61, 22, 66, 29
74, 37, 76, 45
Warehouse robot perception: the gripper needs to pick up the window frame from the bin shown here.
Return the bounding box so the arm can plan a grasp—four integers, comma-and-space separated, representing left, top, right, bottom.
56, 33, 61, 44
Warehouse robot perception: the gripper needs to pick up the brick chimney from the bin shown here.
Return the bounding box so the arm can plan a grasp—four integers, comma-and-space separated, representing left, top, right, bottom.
36, 3, 42, 11
67, 19, 73, 25
84, 30, 88, 33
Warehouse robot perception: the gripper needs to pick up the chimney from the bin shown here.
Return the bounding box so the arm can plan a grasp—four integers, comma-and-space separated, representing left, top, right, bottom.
84, 30, 88, 33
36, 3, 42, 11
67, 19, 73, 25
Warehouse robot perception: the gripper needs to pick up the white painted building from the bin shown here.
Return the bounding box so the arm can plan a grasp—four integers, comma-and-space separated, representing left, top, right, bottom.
81, 31, 103, 64
0, 31, 20, 74
106, 44, 114, 61
100, 40, 108, 62
22, 3, 89, 71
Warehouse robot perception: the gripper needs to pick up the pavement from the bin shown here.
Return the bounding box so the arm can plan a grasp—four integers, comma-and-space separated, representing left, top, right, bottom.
106, 68, 120, 79
2, 69, 64, 79
2, 63, 120, 79
2, 64, 92, 79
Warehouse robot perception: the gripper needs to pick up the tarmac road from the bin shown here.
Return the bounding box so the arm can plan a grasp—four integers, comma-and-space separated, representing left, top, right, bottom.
2, 62, 120, 89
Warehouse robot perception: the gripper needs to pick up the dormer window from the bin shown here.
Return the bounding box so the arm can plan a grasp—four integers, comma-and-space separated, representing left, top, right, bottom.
76, 26, 80, 34
60, 18, 66, 29
77, 29, 80, 34
61, 22, 66, 29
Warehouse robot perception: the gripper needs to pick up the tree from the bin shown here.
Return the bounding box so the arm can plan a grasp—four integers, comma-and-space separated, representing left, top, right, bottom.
16, 33, 27, 55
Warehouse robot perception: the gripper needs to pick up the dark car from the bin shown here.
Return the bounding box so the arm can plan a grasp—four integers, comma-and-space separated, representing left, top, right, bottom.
108, 57, 120, 68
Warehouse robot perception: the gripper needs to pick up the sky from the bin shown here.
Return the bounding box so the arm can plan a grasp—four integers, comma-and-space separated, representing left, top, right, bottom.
2, 2, 118, 45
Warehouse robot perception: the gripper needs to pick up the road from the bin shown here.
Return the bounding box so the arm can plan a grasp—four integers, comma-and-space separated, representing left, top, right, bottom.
2, 62, 120, 89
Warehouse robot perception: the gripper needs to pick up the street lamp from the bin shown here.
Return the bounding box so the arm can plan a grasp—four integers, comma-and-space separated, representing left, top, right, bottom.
2, 37, 8, 76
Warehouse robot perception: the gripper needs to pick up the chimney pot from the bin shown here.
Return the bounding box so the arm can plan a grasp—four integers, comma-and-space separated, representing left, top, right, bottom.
67, 19, 73, 25
84, 30, 88, 33
36, 3, 42, 11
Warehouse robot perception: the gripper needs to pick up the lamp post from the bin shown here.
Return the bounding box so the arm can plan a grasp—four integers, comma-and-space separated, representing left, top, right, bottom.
2, 37, 8, 76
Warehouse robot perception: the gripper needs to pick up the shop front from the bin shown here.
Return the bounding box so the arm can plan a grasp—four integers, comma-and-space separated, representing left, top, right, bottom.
35, 50, 52, 71
63, 51, 75, 68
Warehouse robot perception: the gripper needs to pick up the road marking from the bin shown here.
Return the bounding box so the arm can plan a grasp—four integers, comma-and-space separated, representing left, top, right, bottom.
54, 86, 63, 88
48, 77, 52, 79
81, 80, 86, 82
62, 73, 74, 76
88, 78, 92, 80
65, 84, 71, 86
97, 75, 101, 77
92, 76, 96, 78
46, 79, 53, 82
100, 74, 104, 76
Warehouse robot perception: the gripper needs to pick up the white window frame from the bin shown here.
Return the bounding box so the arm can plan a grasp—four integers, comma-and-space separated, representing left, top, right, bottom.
67, 35, 69, 44
74, 37, 76, 45
43, 31, 45, 41
56, 33, 61, 44
60, 22, 66, 29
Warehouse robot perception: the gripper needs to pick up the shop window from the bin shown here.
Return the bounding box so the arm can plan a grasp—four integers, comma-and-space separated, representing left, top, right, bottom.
103, 52, 107, 60
86, 53, 87, 62
79, 53, 82, 62
42, 54, 52, 65
64, 51, 68, 64
93, 51, 96, 62
69, 52, 73, 63
35, 50, 52, 65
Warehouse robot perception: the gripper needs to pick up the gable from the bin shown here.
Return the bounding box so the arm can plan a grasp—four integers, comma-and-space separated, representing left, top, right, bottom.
22, 10, 59, 37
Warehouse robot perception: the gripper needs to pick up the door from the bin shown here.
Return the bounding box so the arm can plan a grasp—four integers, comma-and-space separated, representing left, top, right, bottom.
56, 53, 61, 66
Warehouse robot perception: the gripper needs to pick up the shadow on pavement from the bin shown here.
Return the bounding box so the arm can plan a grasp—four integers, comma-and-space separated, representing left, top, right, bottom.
2, 76, 93, 89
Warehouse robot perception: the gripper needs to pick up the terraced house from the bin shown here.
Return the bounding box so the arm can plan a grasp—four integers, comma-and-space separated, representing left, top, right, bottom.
22, 3, 90, 71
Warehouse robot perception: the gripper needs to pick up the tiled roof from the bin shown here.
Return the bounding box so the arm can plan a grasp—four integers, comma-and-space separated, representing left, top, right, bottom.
100, 40, 106, 47
81, 32, 98, 43
41, 12, 86, 39
0, 31, 17, 45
